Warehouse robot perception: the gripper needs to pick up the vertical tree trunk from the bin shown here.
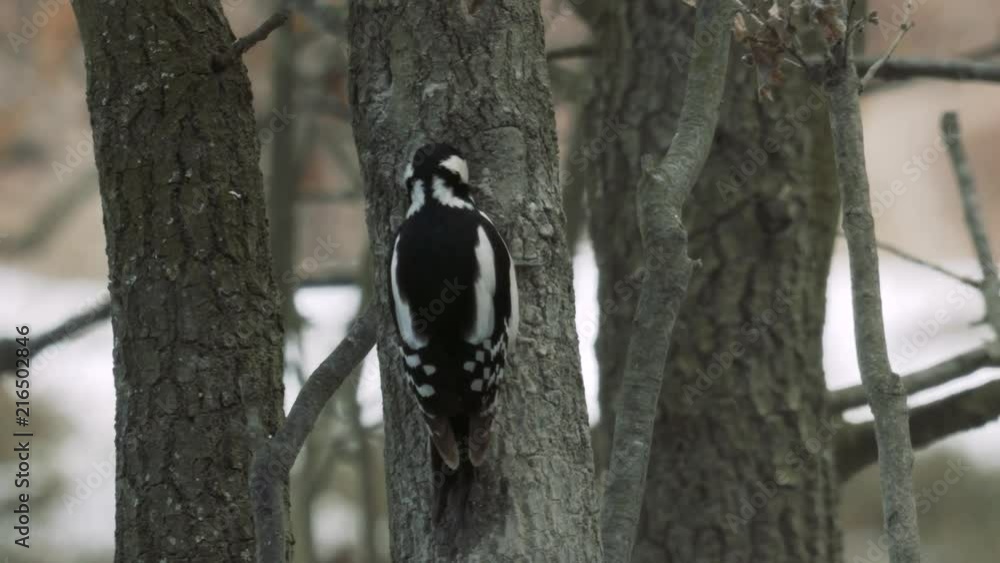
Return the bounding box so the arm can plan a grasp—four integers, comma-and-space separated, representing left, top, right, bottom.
584, 4, 842, 561
348, 2, 600, 561
74, 2, 285, 560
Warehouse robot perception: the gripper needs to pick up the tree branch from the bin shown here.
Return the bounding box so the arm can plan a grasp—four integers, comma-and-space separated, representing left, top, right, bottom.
212, 9, 291, 71
1, 297, 111, 374
836, 379, 1000, 482
821, 2, 922, 560
600, 1, 734, 561
855, 57, 1000, 84
252, 307, 378, 563
831, 342, 1000, 411
546, 44, 596, 61
859, 14, 913, 89
874, 239, 981, 289
943, 112, 1000, 332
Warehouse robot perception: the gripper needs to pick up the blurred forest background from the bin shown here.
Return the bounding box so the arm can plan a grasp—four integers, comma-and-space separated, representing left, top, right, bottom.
1, 0, 999, 561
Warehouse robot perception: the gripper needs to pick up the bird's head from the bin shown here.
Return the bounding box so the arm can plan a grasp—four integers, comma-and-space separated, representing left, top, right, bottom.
403, 143, 474, 215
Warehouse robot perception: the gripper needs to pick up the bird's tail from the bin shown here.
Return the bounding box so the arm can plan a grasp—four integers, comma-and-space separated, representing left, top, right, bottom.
431, 418, 475, 525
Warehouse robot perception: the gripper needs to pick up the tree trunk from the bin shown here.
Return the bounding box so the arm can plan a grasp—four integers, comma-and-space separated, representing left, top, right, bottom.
74, 2, 285, 561
348, 2, 600, 561
583, 4, 842, 561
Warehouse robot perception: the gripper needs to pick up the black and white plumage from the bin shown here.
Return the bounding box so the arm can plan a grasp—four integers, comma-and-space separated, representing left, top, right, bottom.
388, 143, 519, 518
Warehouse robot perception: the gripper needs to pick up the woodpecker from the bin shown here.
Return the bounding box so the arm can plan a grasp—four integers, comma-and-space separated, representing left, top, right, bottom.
387, 143, 519, 521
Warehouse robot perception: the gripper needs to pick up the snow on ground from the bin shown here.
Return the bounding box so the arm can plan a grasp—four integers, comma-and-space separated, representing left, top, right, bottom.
2, 241, 999, 556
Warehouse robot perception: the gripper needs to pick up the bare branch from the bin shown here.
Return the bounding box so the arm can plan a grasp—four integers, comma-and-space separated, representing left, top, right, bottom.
859, 15, 913, 89
821, 1, 922, 559
212, 9, 291, 72
874, 239, 981, 289
831, 114, 1000, 415
836, 379, 1000, 482
943, 112, 1000, 332
546, 44, 596, 61
831, 342, 1000, 410
1, 298, 111, 374
856, 57, 1000, 84
252, 307, 378, 563
600, 1, 734, 561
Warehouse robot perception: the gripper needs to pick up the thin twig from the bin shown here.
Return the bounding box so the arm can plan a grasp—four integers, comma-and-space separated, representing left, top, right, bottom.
874, 239, 981, 289
1, 298, 111, 374
860, 16, 913, 89
212, 9, 292, 71
943, 112, 1000, 333
830, 341, 1000, 411
729, 0, 767, 28
857, 57, 1000, 84
821, 1, 922, 559
836, 379, 1000, 482
252, 307, 378, 563
545, 44, 596, 61
600, 1, 735, 561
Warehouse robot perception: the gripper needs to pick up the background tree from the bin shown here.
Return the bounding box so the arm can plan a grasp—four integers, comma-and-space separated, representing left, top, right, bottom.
579, 3, 842, 560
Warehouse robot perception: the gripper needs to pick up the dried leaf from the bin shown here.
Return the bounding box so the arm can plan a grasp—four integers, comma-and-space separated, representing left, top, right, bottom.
768, 1, 783, 20
681, 0, 697, 7
749, 41, 786, 101
733, 13, 750, 43
812, 1, 846, 42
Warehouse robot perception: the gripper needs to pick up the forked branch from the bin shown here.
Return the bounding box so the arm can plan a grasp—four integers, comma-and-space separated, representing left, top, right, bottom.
252, 307, 377, 563
600, 1, 735, 561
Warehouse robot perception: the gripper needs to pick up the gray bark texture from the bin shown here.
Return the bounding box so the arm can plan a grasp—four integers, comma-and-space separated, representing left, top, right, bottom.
823, 16, 922, 563
74, 2, 285, 561
348, 2, 600, 562
582, 3, 842, 562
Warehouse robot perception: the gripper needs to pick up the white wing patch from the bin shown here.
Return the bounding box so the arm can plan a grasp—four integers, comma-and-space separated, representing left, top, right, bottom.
477, 210, 519, 350
466, 226, 496, 344
390, 236, 428, 349
507, 257, 520, 348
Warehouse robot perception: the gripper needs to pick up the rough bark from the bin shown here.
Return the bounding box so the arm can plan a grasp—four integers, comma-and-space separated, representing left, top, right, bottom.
348, 2, 599, 562
74, 2, 285, 561
584, 3, 842, 562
